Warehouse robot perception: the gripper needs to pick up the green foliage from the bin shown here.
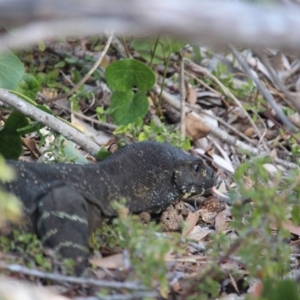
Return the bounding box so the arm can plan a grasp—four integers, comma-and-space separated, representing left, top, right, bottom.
204, 62, 256, 101
109, 201, 177, 291
0, 111, 29, 159
190, 157, 299, 297
131, 36, 185, 65
114, 118, 191, 150
231, 158, 292, 275
105, 58, 155, 125
96, 146, 111, 161
36, 68, 60, 88
105, 59, 155, 92
0, 230, 52, 271
0, 229, 79, 274
260, 279, 300, 300
43, 135, 89, 163
0, 50, 25, 89
109, 91, 149, 125
0, 157, 22, 227
15, 73, 40, 101
0, 51, 45, 159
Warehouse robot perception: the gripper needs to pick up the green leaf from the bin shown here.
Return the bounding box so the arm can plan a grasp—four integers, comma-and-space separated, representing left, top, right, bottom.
105, 59, 155, 92
0, 51, 24, 90
54, 61, 66, 68
131, 38, 164, 64
4, 111, 28, 131
0, 111, 28, 159
262, 279, 300, 300
0, 128, 22, 159
96, 146, 111, 160
131, 37, 185, 64
162, 36, 185, 53
110, 91, 149, 125
15, 73, 41, 101
16, 105, 52, 135
58, 137, 89, 164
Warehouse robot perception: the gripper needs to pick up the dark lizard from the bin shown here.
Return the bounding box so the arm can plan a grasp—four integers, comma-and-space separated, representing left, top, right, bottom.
2, 141, 216, 274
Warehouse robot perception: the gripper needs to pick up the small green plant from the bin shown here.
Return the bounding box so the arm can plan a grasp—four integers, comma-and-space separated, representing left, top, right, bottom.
114, 118, 191, 150
184, 157, 299, 298
0, 230, 52, 271
42, 134, 89, 164
109, 201, 179, 293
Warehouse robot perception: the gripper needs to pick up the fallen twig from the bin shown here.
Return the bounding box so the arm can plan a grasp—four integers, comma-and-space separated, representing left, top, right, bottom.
2, 1, 300, 52
0, 262, 151, 291
179, 51, 186, 137
0, 89, 100, 156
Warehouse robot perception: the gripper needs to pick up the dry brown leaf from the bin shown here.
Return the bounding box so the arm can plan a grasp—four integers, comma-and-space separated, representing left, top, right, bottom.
228, 272, 239, 294
215, 207, 231, 233
171, 280, 182, 292
89, 253, 125, 269
40, 87, 58, 99
182, 211, 199, 237
198, 209, 217, 224
186, 225, 213, 241
244, 127, 254, 137
22, 137, 40, 158
99, 54, 110, 68
185, 112, 210, 141
221, 261, 240, 271
282, 221, 300, 236
187, 86, 198, 104
249, 280, 263, 298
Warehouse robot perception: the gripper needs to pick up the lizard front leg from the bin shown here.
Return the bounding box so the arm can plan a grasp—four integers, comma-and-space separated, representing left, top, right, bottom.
36, 184, 90, 275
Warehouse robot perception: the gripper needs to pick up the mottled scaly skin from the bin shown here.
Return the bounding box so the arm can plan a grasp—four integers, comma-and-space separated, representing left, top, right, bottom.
3, 141, 216, 274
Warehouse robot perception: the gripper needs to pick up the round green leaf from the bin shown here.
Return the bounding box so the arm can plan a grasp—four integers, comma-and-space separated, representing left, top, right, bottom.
105, 59, 155, 92
0, 51, 24, 90
110, 91, 149, 125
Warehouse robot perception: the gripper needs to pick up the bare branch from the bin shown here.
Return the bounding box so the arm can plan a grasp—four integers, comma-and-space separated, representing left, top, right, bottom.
1, 1, 300, 52
0, 90, 100, 155
179, 52, 186, 138
0, 262, 151, 291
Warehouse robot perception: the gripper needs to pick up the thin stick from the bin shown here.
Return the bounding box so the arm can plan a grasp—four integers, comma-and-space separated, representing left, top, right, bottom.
179, 51, 186, 137
256, 51, 300, 114
44, 33, 114, 103
0, 262, 150, 291
0, 90, 100, 155
183, 57, 270, 153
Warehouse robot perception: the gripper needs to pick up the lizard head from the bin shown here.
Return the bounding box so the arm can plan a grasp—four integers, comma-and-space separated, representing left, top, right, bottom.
172, 158, 216, 198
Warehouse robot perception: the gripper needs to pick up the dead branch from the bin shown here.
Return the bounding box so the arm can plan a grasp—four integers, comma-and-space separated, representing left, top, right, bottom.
0, 89, 100, 155
1, 1, 300, 53
0, 262, 152, 291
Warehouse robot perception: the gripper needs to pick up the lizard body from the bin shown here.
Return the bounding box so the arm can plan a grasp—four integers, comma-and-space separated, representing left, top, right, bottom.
2, 141, 216, 274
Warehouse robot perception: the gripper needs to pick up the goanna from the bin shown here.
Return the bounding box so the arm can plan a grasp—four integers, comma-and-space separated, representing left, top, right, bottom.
2, 141, 216, 274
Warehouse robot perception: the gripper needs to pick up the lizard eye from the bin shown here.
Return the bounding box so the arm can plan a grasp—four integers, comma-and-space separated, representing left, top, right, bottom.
194, 164, 200, 173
